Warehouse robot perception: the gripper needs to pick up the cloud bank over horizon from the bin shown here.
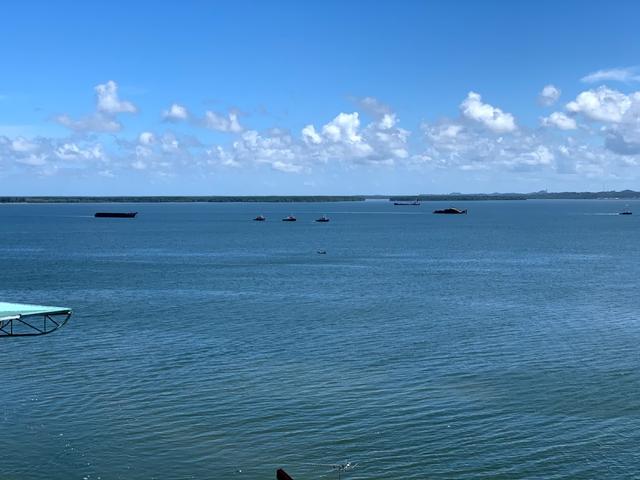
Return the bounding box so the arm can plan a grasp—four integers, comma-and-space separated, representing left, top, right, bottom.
2, 71, 640, 193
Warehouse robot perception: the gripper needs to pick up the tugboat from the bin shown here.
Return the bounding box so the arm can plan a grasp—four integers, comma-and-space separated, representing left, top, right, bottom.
94, 212, 137, 218
253, 215, 266, 221
315, 215, 330, 222
282, 215, 297, 222
433, 207, 467, 214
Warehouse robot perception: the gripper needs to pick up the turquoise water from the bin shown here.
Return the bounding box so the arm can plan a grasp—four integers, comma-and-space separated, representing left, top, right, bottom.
2, 200, 640, 479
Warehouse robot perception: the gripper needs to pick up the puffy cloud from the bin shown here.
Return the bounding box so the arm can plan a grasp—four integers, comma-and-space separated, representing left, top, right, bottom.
538, 85, 561, 106
421, 120, 561, 172
321, 112, 363, 143
566, 86, 636, 123
55, 143, 105, 161
378, 113, 397, 130
0, 135, 108, 172
460, 92, 517, 133
301, 124, 322, 144
56, 80, 136, 133
542, 112, 577, 130
162, 103, 189, 121
138, 132, 155, 145
603, 99, 640, 155
95, 80, 137, 114
203, 110, 243, 133
302, 111, 409, 164
581, 67, 640, 84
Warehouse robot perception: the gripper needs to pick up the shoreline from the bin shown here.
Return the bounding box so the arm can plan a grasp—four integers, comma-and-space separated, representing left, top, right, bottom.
1, 191, 640, 203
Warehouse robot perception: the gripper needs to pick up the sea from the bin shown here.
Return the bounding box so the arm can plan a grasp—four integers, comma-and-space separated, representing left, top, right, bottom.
2, 200, 640, 479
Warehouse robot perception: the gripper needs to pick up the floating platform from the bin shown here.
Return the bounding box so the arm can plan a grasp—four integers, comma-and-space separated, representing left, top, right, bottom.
0, 302, 72, 338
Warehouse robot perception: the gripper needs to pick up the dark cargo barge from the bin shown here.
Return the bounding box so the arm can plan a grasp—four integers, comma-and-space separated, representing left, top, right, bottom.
94, 212, 138, 218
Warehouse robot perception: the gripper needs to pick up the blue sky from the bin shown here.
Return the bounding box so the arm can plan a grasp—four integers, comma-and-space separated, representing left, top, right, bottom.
2, 0, 640, 195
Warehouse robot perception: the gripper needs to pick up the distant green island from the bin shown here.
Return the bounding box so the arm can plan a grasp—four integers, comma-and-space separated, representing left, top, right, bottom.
1, 191, 640, 203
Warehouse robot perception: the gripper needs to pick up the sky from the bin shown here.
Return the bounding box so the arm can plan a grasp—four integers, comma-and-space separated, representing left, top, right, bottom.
2, 0, 640, 195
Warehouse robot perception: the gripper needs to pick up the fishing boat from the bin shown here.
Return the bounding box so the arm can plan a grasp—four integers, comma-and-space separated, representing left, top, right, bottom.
433, 207, 467, 214
253, 215, 266, 221
282, 215, 297, 222
94, 212, 137, 218
315, 215, 330, 222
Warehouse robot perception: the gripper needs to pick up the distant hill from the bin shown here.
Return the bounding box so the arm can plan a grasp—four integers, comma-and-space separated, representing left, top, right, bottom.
389, 190, 640, 201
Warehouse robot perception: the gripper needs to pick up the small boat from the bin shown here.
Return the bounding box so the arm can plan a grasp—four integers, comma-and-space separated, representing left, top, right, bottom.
317, 250, 327, 254
94, 212, 137, 218
315, 215, 330, 222
619, 211, 633, 215
282, 215, 297, 222
253, 215, 266, 221
433, 207, 467, 215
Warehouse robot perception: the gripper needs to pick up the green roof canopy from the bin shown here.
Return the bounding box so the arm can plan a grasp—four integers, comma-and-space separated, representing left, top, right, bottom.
0, 302, 72, 321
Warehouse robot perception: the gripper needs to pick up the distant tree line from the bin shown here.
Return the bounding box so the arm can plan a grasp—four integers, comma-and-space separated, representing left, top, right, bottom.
1, 190, 639, 203
0, 196, 367, 203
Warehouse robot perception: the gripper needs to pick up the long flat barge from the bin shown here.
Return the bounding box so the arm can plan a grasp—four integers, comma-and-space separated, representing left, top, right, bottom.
94, 212, 138, 218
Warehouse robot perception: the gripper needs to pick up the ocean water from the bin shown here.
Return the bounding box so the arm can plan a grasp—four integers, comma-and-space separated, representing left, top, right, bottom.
2, 200, 640, 479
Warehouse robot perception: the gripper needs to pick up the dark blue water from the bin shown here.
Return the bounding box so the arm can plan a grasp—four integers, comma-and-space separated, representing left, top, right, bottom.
2, 200, 640, 479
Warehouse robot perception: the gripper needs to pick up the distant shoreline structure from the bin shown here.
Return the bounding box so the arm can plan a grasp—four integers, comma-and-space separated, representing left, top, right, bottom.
1, 191, 640, 203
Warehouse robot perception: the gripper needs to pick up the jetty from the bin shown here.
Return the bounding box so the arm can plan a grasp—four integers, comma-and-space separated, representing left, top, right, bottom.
0, 302, 72, 337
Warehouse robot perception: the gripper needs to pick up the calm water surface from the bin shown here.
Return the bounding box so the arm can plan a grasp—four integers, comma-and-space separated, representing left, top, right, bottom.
2, 200, 640, 479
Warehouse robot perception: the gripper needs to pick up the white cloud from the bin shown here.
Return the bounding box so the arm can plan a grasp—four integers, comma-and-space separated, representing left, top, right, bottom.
322, 112, 363, 143
0, 135, 108, 172
460, 92, 517, 133
378, 113, 397, 130
301, 124, 322, 144
538, 85, 561, 106
272, 161, 303, 173
203, 110, 243, 133
95, 80, 137, 114
162, 103, 189, 121
207, 104, 410, 172
11, 137, 38, 152
56, 80, 137, 133
56, 113, 122, 133
55, 143, 105, 161
581, 67, 640, 84
542, 112, 577, 130
354, 96, 392, 117
566, 86, 636, 123
138, 131, 155, 145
